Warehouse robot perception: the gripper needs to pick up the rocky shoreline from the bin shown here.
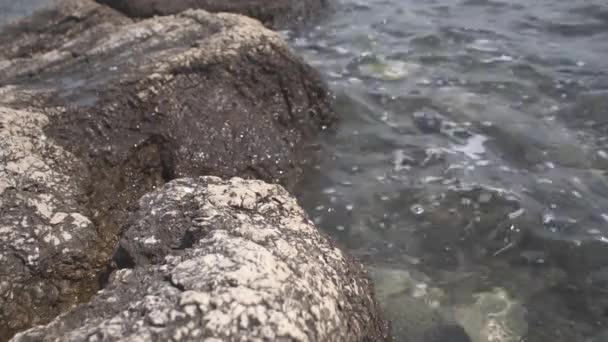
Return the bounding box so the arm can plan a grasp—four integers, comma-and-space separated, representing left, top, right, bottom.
0, 0, 389, 340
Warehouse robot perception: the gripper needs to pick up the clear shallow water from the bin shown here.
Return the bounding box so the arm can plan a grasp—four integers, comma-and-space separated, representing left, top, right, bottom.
289, 0, 608, 341
0, 0, 54, 26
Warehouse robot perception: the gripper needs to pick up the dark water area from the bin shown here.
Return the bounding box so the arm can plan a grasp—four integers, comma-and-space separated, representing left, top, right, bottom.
0, 0, 54, 26
288, 0, 608, 341
2, 0, 608, 341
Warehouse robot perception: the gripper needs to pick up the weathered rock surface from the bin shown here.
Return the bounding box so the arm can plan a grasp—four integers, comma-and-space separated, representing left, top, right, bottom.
0, 0, 333, 189
95, 0, 329, 29
0, 105, 101, 338
12, 177, 390, 341
0, 0, 335, 338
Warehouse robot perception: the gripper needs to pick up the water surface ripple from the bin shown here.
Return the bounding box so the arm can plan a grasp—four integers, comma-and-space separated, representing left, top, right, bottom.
290, 0, 608, 341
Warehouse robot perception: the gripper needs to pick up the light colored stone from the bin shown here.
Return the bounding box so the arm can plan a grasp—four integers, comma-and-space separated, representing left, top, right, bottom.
13, 177, 389, 341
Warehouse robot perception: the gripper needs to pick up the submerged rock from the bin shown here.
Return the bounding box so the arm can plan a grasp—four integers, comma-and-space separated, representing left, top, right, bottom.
370, 267, 446, 341
423, 324, 471, 342
12, 177, 390, 341
95, 0, 329, 29
0, 0, 335, 337
455, 288, 528, 342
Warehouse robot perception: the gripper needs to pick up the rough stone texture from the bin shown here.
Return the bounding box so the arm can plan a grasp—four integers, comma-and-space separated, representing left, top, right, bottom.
0, 106, 101, 338
0, 0, 335, 338
12, 177, 390, 341
94, 0, 329, 29
0, 0, 334, 189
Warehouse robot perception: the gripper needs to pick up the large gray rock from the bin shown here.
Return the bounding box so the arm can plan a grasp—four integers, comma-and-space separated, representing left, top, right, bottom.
94, 0, 329, 29
0, 0, 335, 338
12, 177, 390, 341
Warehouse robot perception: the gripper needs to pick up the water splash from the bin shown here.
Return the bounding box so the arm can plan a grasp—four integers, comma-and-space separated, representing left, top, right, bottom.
451, 134, 489, 160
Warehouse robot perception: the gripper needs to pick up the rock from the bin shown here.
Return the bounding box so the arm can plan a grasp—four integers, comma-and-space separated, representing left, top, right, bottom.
455, 288, 527, 342
423, 324, 471, 342
412, 110, 443, 134
12, 177, 390, 341
521, 228, 608, 282
94, 0, 329, 29
0, 0, 334, 337
1, 0, 334, 189
369, 267, 449, 341
0, 106, 101, 338
559, 90, 608, 126
357, 59, 421, 81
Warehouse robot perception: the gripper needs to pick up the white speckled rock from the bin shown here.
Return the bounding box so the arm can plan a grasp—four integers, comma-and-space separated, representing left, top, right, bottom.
0, 0, 335, 337
12, 177, 390, 341
0, 106, 100, 337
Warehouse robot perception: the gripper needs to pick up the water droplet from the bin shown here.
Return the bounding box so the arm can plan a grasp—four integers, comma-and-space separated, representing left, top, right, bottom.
394, 149, 415, 171
335, 46, 349, 55
423, 176, 442, 183
417, 78, 432, 85
478, 192, 493, 204
542, 211, 555, 225
508, 208, 525, 220
359, 60, 420, 81
451, 134, 488, 160
410, 204, 425, 215
482, 55, 514, 63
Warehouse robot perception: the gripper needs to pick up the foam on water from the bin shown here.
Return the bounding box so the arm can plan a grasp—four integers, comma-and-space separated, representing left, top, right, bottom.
451, 134, 489, 160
